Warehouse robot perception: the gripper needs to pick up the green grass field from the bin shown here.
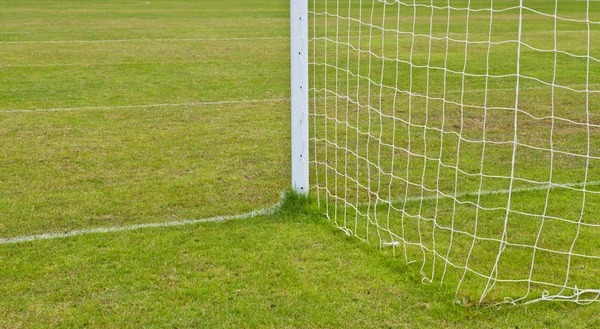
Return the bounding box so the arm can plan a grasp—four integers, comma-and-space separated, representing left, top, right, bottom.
2, 0, 600, 327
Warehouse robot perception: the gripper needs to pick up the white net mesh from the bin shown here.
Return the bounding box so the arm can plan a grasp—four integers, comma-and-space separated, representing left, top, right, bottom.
309, 0, 600, 304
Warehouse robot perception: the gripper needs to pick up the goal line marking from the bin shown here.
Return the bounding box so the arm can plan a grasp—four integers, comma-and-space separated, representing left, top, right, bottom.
0, 202, 282, 245
0, 36, 288, 45
3, 180, 597, 245
1, 98, 290, 113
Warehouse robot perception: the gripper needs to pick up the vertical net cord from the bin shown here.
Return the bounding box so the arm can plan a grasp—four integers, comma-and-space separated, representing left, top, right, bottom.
439, 0, 453, 284
324, 0, 330, 220
363, 0, 372, 242
453, 0, 474, 297
416, 0, 437, 283
384, 2, 402, 257
473, 0, 494, 301
353, 0, 363, 239
481, 0, 526, 302
398, 0, 418, 265
457, 0, 493, 297
375, 0, 388, 250
312, 0, 320, 209
364, 0, 375, 243
559, 0, 592, 303
470, 0, 494, 297
333, 0, 340, 228
519, 0, 560, 305
342, 0, 352, 233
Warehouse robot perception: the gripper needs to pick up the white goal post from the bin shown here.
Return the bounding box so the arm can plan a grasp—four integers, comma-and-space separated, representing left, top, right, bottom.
292, 0, 600, 305
291, 0, 310, 195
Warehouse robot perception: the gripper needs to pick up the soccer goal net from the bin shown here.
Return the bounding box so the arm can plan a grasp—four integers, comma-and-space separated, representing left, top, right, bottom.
300, 0, 600, 304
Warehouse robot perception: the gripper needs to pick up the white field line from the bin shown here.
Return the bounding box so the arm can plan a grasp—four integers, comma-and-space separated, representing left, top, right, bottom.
0, 98, 290, 113
0, 29, 593, 43
391, 180, 600, 206
3, 180, 597, 245
0, 202, 281, 245
4, 82, 598, 114
0, 60, 209, 68
0, 36, 288, 45
0, 29, 152, 35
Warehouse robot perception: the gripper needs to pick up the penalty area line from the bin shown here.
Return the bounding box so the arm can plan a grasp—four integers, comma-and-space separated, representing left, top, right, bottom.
0, 202, 281, 245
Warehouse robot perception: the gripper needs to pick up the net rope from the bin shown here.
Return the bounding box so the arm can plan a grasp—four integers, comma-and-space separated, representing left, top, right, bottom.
309, 0, 600, 304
